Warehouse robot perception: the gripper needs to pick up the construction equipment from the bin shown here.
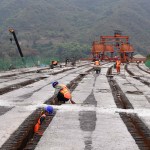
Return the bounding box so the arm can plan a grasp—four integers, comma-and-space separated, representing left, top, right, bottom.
92, 31, 134, 62
9, 28, 26, 65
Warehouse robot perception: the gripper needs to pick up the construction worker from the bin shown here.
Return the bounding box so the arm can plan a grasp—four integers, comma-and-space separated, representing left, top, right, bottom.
45, 105, 54, 114
94, 59, 101, 74
52, 61, 58, 66
50, 60, 58, 69
65, 58, 69, 66
34, 112, 46, 134
116, 58, 121, 74
52, 81, 75, 104
34, 105, 54, 134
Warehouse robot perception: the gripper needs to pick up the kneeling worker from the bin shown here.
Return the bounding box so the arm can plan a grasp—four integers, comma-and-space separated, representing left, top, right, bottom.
52, 81, 75, 104
34, 105, 54, 134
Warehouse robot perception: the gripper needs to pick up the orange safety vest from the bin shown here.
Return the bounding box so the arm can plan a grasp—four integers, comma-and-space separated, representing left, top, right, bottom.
94, 61, 100, 66
60, 84, 71, 99
34, 113, 46, 133
34, 123, 40, 133
116, 60, 121, 67
52, 61, 58, 65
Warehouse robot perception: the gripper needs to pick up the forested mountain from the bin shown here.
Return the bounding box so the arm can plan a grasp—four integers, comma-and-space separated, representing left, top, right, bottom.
0, 0, 150, 62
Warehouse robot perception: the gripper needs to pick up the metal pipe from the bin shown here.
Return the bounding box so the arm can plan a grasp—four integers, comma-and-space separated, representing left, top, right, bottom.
9, 28, 24, 58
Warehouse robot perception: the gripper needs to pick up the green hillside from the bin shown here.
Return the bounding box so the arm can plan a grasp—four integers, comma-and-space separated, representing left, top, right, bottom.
0, 0, 150, 68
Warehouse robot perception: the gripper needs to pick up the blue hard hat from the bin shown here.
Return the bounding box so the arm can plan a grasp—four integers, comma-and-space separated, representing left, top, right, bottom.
52, 81, 58, 88
45, 105, 54, 114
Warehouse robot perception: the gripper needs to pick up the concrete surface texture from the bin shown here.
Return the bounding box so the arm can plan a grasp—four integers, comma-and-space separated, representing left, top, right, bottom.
0, 62, 150, 149
35, 64, 139, 150
0, 63, 92, 147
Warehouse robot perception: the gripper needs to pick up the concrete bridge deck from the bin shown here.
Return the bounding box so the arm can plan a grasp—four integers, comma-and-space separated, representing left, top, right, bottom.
0, 61, 150, 150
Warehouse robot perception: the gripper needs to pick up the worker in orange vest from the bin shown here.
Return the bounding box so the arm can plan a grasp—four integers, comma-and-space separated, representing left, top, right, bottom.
34, 106, 54, 134
94, 59, 101, 74
52, 61, 58, 65
116, 58, 121, 74
34, 112, 46, 134
94, 60, 100, 66
52, 81, 75, 104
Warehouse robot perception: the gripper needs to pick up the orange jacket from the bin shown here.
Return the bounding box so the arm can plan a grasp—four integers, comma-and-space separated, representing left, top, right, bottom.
52, 61, 58, 65
34, 123, 40, 133
34, 113, 46, 133
94, 61, 100, 66
116, 60, 121, 67
60, 84, 71, 99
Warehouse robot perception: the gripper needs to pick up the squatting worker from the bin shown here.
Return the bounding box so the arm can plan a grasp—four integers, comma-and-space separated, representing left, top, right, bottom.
116, 58, 121, 74
52, 81, 75, 104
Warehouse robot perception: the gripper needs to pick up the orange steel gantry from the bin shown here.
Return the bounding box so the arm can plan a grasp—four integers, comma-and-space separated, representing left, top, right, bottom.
92, 31, 134, 62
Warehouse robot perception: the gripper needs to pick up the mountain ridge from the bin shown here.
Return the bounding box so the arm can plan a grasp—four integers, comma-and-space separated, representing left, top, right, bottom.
0, 0, 150, 60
